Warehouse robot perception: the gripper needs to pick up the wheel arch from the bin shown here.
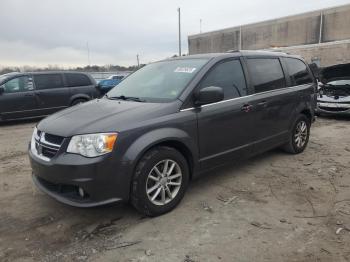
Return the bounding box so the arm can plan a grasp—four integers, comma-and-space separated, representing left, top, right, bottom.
300, 108, 313, 123
123, 128, 198, 182
146, 140, 194, 180
69, 94, 90, 105
289, 103, 314, 131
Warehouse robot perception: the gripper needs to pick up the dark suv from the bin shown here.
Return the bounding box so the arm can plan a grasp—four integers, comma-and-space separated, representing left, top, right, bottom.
0, 71, 98, 121
29, 51, 317, 216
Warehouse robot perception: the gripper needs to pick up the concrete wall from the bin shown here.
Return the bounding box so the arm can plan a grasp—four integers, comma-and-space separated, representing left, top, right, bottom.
188, 4, 350, 66
322, 6, 350, 42
189, 28, 241, 53
273, 40, 350, 67
241, 11, 321, 50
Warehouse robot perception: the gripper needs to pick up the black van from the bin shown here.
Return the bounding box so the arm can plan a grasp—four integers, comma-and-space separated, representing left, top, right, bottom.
0, 71, 98, 121
29, 51, 317, 216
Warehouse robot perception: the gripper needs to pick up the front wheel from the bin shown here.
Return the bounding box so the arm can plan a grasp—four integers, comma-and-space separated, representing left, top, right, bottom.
131, 146, 189, 216
282, 114, 310, 154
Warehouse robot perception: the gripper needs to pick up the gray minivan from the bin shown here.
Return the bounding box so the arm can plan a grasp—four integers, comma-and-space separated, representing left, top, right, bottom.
0, 71, 98, 121
29, 51, 317, 216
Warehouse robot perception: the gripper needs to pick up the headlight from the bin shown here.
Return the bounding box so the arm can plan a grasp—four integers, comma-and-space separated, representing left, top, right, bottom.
67, 133, 117, 157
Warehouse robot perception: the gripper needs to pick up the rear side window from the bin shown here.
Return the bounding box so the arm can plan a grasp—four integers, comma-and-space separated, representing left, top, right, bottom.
199, 59, 247, 99
285, 58, 313, 85
65, 73, 91, 87
34, 74, 63, 90
247, 58, 286, 93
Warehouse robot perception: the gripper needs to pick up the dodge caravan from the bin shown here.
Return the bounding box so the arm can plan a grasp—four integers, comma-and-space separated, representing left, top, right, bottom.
0, 71, 98, 121
29, 51, 317, 216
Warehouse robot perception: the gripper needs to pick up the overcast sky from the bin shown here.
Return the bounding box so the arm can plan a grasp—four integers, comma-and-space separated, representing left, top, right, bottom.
0, 0, 349, 68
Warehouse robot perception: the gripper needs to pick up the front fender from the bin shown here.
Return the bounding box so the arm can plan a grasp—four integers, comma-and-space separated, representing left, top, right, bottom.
118, 127, 197, 201
122, 127, 197, 164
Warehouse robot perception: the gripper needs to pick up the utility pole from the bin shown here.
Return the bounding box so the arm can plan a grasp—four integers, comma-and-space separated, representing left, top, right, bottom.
200, 19, 202, 33
86, 41, 91, 66
136, 54, 140, 68
178, 7, 181, 56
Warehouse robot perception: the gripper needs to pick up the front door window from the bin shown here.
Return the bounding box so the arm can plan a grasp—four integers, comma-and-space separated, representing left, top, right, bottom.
3, 76, 34, 93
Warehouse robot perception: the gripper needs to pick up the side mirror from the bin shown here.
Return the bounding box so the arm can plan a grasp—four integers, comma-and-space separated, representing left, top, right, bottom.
0, 86, 5, 95
194, 86, 224, 106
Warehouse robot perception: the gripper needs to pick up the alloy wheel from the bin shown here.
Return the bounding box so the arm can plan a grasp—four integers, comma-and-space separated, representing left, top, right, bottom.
294, 120, 308, 148
146, 159, 182, 206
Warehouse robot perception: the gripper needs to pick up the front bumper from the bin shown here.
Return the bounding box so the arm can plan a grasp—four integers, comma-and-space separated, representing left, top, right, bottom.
316, 101, 350, 116
32, 174, 121, 207
29, 144, 132, 207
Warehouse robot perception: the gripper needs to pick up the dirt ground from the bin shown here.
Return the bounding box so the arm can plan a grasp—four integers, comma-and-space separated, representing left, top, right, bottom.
0, 116, 349, 262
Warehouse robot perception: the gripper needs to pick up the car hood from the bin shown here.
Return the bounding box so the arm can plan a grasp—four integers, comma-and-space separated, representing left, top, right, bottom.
37, 98, 180, 137
320, 63, 350, 84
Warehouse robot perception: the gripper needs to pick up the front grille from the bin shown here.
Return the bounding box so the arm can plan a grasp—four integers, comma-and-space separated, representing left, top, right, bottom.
319, 106, 349, 112
34, 130, 64, 160
44, 133, 64, 145
35, 143, 58, 158
321, 87, 350, 97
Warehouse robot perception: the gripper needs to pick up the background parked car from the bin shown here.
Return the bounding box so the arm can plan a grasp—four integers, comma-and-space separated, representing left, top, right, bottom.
0, 71, 99, 121
108, 75, 125, 81
96, 77, 124, 95
316, 63, 350, 116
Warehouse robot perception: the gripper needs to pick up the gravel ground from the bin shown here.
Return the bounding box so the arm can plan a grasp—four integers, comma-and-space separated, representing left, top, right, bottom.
0, 117, 349, 262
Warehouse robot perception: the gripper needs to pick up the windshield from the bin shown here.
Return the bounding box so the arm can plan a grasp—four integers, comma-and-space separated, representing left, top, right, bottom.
328, 80, 350, 86
0, 73, 20, 85
107, 59, 209, 102
0, 74, 11, 84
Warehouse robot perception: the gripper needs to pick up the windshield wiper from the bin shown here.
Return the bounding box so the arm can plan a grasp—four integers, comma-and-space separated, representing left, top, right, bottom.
107, 95, 146, 102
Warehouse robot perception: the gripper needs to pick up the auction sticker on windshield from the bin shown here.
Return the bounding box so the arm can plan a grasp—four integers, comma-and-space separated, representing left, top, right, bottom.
174, 67, 196, 73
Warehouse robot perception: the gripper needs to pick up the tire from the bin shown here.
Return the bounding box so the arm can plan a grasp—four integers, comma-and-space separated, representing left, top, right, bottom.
282, 114, 310, 154
131, 146, 189, 216
71, 98, 87, 106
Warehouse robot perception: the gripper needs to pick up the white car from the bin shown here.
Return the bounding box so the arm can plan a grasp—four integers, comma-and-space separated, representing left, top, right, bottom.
316, 63, 350, 116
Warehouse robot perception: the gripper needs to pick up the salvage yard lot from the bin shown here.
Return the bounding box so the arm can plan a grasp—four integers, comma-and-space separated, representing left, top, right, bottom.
0, 117, 350, 262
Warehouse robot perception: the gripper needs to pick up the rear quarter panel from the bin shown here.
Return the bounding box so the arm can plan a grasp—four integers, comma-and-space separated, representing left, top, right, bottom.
69, 85, 99, 103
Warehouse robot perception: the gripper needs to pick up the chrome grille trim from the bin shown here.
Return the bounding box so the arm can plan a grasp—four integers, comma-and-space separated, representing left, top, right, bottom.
31, 129, 63, 161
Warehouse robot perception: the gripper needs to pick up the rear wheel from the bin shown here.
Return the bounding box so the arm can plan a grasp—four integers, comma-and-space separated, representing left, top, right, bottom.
71, 98, 87, 106
282, 114, 310, 154
131, 146, 189, 216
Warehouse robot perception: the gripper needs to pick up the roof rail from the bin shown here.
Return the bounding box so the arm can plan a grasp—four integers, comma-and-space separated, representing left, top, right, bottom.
226, 49, 240, 53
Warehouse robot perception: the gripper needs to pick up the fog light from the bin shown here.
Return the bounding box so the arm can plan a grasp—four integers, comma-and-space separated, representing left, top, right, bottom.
78, 187, 85, 197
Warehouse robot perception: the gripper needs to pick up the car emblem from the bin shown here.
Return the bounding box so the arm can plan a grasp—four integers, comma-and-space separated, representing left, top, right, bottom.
334, 95, 339, 100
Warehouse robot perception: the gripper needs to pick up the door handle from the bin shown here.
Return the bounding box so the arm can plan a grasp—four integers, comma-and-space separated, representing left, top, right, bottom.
241, 104, 253, 112
257, 100, 268, 107
24, 93, 34, 97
